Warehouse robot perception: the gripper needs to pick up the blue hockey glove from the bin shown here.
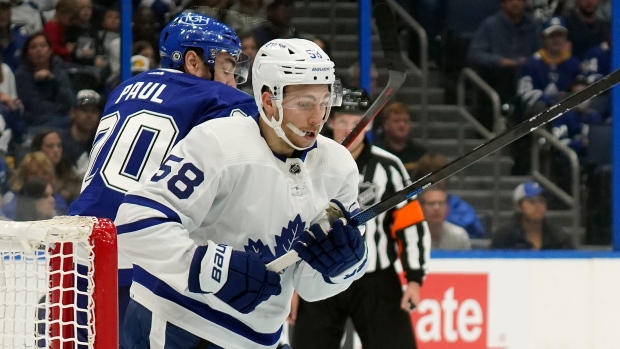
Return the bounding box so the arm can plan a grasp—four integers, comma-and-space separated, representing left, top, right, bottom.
189, 241, 281, 314
292, 200, 366, 279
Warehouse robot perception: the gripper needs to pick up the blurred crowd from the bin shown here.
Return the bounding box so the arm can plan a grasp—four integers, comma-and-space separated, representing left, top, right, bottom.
0, 0, 607, 250
391, 0, 611, 247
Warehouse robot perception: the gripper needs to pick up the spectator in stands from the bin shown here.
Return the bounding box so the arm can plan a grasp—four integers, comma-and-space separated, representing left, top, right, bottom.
104, 53, 151, 93
130, 54, 149, 74
0, 0, 28, 71
0, 113, 13, 176
1, 151, 68, 219
10, 0, 44, 36
43, 0, 77, 61
107, 39, 156, 82
0, 56, 20, 109
0, 113, 11, 191
563, 0, 609, 60
551, 79, 603, 157
99, 8, 121, 76
132, 40, 157, 71
14, 177, 55, 221
467, 0, 540, 104
374, 101, 427, 178
582, 39, 610, 117
226, 0, 265, 34
240, 32, 257, 67
517, 17, 581, 110
420, 187, 471, 250
57, 89, 99, 176
30, 129, 81, 204
251, 0, 298, 48
97, 7, 119, 61
512, 17, 581, 174
551, 79, 603, 193
0, 55, 26, 149
526, 0, 567, 22
239, 31, 257, 95
595, 0, 610, 21
415, 152, 487, 239
65, 0, 105, 92
583, 41, 610, 84
132, 6, 160, 55
66, 0, 103, 68
492, 181, 574, 249
15, 33, 75, 129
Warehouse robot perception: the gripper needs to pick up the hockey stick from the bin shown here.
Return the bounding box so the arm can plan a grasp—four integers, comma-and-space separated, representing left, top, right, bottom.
340, 2, 407, 148
267, 68, 620, 273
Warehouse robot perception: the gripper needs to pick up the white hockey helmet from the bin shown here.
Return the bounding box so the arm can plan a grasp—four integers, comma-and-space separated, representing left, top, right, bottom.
252, 38, 342, 150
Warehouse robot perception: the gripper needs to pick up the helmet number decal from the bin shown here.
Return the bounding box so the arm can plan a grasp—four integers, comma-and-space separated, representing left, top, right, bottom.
306, 50, 323, 59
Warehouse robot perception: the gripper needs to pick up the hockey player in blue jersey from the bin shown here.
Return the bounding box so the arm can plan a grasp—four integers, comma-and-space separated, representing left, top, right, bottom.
115, 38, 368, 349
68, 12, 257, 344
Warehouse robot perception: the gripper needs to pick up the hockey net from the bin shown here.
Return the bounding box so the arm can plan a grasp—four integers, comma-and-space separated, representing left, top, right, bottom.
0, 216, 117, 348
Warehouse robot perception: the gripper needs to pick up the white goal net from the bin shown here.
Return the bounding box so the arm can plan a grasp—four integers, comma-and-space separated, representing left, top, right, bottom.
0, 216, 117, 349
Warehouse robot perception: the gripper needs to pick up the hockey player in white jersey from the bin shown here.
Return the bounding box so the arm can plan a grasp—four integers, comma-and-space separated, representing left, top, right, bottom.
115, 38, 368, 349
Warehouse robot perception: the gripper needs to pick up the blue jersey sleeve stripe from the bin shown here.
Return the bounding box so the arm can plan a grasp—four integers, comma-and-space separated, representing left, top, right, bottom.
133, 266, 281, 346
116, 217, 173, 235
188, 245, 208, 293
123, 194, 182, 223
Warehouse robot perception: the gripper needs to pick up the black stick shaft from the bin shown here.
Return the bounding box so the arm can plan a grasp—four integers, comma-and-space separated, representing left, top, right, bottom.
341, 2, 406, 148
341, 70, 406, 148
352, 68, 620, 225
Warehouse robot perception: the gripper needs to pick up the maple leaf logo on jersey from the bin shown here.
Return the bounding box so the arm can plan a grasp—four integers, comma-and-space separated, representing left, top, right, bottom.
244, 215, 306, 263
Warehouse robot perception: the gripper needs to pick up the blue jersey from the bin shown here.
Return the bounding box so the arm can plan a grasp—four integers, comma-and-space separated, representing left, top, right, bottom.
517, 51, 582, 107
551, 108, 603, 156
2, 25, 28, 72
583, 42, 610, 83
69, 69, 258, 221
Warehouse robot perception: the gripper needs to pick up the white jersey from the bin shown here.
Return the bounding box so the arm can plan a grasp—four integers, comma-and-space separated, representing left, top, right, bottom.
115, 116, 367, 349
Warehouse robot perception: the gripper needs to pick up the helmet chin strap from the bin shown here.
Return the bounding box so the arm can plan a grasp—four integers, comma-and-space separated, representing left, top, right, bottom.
262, 103, 318, 152
273, 124, 311, 151
286, 122, 306, 136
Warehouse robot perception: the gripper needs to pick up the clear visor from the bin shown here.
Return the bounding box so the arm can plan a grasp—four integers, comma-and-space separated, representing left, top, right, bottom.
211, 51, 250, 84
275, 79, 342, 121
281, 94, 332, 110
278, 91, 332, 122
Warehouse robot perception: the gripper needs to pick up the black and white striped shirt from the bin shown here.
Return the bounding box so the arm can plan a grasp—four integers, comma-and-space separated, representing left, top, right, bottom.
355, 141, 430, 284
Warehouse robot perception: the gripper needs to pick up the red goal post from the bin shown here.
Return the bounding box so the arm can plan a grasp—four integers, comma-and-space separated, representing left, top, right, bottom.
0, 216, 117, 348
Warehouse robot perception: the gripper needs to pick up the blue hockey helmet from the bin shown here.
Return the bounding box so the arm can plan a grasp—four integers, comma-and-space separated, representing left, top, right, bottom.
159, 12, 248, 82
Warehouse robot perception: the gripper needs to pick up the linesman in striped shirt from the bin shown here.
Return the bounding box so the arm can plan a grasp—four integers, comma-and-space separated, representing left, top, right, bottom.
289, 90, 431, 349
